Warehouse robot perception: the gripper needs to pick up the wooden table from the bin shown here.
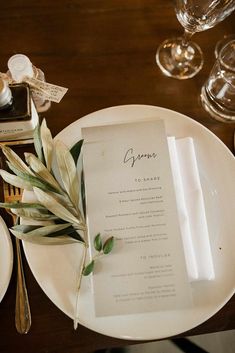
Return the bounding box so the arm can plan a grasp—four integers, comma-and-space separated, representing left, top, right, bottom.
0, 1, 234, 352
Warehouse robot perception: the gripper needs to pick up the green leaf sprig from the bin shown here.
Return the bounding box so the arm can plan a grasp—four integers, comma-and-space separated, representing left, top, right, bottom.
0, 119, 86, 245
0, 119, 117, 330
83, 233, 114, 276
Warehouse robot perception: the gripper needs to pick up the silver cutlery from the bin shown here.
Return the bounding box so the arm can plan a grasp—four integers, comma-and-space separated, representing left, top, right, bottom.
3, 182, 31, 334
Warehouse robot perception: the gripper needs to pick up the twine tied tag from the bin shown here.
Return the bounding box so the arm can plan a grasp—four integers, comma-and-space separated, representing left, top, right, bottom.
0, 72, 68, 103
24, 76, 68, 103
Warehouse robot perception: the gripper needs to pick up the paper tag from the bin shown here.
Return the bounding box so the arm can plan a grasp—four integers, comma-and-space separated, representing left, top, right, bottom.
24, 76, 68, 103
0, 72, 13, 83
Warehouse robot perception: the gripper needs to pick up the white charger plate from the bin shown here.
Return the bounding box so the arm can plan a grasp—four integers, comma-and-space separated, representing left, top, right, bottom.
0, 215, 13, 303
23, 105, 235, 340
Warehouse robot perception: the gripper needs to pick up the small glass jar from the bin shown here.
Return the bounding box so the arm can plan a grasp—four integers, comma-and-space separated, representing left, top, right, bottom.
7, 54, 51, 113
0, 78, 39, 141
201, 40, 235, 122
0, 79, 31, 121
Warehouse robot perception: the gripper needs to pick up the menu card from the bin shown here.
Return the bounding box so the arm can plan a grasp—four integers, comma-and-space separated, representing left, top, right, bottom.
82, 120, 192, 317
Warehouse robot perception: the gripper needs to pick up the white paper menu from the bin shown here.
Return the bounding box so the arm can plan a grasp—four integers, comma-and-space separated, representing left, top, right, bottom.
82, 120, 192, 317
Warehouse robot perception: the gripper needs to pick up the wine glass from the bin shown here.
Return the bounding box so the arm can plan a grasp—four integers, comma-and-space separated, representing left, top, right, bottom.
156, 0, 235, 79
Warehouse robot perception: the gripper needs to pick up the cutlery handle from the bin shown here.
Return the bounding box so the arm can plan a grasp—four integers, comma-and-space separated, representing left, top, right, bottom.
15, 238, 32, 334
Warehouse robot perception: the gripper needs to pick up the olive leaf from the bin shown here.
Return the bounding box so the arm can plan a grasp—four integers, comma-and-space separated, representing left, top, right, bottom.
33, 123, 44, 163
103, 236, 114, 254
64, 229, 84, 243
0, 201, 44, 209
13, 224, 42, 232
7, 162, 60, 194
70, 139, 83, 164
82, 260, 94, 276
33, 187, 85, 231
94, 233, 102, 252
10, 223, 80, 245
11, 207, 59, 221
0, 169, 33, 190
40, 119, 53, 171
10, 229, 78, 245
12, 223, 84, 243
24, 152, 61, 191
55, 140, 80, 208
1, 145, 33, 175
12, 222, 71, 236
81, 170, 86, 218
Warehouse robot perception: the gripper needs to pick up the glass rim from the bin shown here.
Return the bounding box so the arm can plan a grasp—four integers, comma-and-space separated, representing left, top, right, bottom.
219, 39, 235, 72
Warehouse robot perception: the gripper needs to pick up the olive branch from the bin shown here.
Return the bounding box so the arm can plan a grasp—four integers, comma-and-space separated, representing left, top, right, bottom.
0, 119, 114, 329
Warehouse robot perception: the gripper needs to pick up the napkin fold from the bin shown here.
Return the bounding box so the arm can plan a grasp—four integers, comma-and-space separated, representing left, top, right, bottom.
168, 137, 215, 282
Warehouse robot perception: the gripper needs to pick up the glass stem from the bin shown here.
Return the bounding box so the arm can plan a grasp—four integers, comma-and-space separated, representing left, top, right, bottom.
182, 29, 194, 48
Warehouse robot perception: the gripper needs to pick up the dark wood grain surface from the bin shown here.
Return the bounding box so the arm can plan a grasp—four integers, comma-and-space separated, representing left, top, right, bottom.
0, 1, 234, 352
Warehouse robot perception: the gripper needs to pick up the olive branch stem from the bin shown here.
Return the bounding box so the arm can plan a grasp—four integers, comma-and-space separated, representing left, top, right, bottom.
74, 240, 88, 330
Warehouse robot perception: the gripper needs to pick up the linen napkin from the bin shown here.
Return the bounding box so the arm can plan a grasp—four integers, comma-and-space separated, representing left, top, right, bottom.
168, 137, 215, 282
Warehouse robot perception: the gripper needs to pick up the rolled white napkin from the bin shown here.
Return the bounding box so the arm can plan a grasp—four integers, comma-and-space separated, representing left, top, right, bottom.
168, 137, 215, 282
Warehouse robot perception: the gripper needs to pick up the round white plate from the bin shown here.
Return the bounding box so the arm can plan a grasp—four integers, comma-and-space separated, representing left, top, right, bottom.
23, 105, 235, 340
0, 215, 13, 303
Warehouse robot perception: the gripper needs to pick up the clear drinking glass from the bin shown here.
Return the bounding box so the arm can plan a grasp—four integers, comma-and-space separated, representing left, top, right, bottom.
156, 0, 235, 80
200, 40, 235, 122
214, 33, 235, 58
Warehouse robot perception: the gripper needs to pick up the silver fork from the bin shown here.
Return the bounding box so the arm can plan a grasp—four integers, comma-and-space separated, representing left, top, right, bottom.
3, 182, 31, 334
